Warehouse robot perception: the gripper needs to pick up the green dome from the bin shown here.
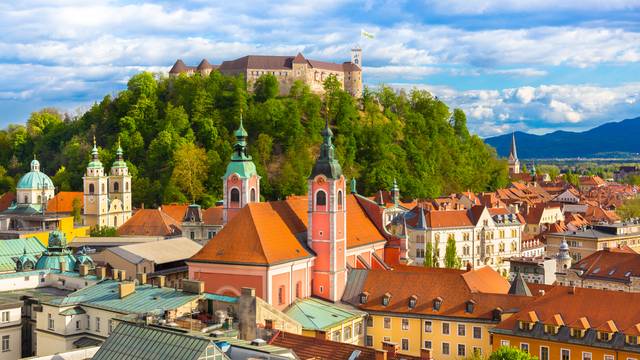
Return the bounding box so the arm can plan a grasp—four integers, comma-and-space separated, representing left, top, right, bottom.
35, 253, 76, 271
16, 161, 54, 190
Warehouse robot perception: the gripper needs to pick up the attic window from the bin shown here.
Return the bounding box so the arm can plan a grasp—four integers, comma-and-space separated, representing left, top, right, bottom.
360, 292, 369, 304
493, 308, 503, 321
408, 295, 417, 309
465, 300, 476, 313
382, 292, 392, 306
599, 332, 612, 342
625, 271, 632, 277
608, 269, 616, 276
433, 297, 443, 311
593, 267, 600, 274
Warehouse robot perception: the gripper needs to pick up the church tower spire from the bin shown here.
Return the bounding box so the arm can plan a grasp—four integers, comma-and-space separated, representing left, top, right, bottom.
308, 110, 347, 302
83, 135, 108, 227
109, 136, 132, 228
508, 132, 521, 175
222, 111, 260, 224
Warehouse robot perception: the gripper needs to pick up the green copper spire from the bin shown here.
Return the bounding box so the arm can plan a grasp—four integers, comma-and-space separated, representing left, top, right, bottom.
112, 137, 127, 169
350, 177, 357, 194
392, 178, 400, 205
87, 135, 103, 169
310, 114, 342, 180
224, 111, 257, 178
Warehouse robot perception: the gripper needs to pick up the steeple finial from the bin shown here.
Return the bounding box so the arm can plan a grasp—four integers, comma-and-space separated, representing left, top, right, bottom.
309, 103, 342, 180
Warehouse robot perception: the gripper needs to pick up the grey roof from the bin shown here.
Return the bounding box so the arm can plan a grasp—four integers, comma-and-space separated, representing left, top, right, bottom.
105, 237, 202, 265
93, 322, 217, 360
508, 273, 532, 296
341, 269, 369, 306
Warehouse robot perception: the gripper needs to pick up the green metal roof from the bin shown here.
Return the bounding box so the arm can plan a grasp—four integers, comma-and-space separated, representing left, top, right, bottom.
284, 298, 364, 331
93, 322, 225, 360
203, 293, 238, 303
60, 306, 87, 316
223, 160, 257, 179
0, 237, 46, 272
48, 280, 200, 315
16, 165, 55, 190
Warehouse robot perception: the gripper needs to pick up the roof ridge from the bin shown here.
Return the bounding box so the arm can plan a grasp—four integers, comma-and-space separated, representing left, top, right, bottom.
246, 204, 271, 264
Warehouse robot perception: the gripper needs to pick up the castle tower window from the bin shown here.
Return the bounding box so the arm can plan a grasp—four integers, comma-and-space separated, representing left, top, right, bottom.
114, 182, 119, 192
230, 188, 240, 203
89, 184, 95, 194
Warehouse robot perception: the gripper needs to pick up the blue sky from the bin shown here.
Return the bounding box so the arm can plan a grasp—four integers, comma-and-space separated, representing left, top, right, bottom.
1, 1, 639, 137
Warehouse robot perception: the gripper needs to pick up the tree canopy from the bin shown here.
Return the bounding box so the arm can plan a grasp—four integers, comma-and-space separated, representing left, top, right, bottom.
0, 71, 509, 207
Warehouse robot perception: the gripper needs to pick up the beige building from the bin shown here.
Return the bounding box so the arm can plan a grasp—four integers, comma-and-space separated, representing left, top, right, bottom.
0, 299, 22, 360
407, 205, 522, 275
546, 223, 640, 262
170, 49, 363, 97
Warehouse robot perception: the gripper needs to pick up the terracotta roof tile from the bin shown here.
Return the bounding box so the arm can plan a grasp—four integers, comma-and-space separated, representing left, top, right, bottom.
0, 192, 16, 212
462, 266, 511, 294
571, 249, 640, 282
268, 331, 398, 360
117, 209, 182, 237
161, 204, 189, 223
46, 191, 83, 213
202, 206, 224, 226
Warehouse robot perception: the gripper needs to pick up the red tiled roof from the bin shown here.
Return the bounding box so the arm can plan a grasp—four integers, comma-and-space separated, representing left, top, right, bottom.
462, 266, 511, 294
202, 206, 224, 226
116, 209, 182, 237
0, 192, 16, 212
46, 191, 83, 213
161, 204, 189, 223
497, 285, 640, 336
571, 248, 640, 282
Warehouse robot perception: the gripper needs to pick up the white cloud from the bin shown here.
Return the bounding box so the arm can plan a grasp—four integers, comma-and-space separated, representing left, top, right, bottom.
424, 0, 640, 14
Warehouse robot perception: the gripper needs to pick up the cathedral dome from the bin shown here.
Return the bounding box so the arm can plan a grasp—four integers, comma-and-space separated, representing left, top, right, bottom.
17, 159, 54, 190
35, 231, 76, 271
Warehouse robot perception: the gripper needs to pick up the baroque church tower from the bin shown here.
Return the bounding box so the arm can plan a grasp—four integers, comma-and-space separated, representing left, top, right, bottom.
308, 118, 347, 302
222, 114, 260, 224
508, 132, 520, 175
83, 137, 132, 228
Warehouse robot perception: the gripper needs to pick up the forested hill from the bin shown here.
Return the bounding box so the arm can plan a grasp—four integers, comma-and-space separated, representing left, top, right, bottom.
486, 117, 640, 159
0, 72, 508, 208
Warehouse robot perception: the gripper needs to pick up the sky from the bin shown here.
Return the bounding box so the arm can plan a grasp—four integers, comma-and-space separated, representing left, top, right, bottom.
1, 1, 640, 137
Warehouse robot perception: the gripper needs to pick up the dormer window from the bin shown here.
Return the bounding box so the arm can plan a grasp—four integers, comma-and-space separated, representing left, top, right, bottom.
433, 297, 443, 311
598, 332, 612, 342
627, 335, 638, 345
493, 308, 503, 321
408, 295, 417, 309
360, 292, 369, 304
570, 328, 586, 338
465, 300, 476, 313
382, 292, 392, 306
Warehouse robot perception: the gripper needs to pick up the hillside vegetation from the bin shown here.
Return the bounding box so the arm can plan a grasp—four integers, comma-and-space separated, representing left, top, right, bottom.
0, 72, 508, 207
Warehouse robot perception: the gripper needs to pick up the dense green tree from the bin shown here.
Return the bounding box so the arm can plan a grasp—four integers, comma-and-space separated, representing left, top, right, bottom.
444, 236, 461, 269
618, 198, 640, 220
489, 346, 538, 360
537, 164, 560, 180
26, 109, 63, 137
170, 142, 208, 203
253, 74, 279, 102
424, 241, 435, 267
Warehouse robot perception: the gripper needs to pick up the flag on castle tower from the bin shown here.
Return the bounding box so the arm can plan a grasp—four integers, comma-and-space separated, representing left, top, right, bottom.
361, 29, 375, 39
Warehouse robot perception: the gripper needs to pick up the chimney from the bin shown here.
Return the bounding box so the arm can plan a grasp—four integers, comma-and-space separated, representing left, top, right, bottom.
239, 287, 257, 340
155, 275, 166, 288
375, 350, 388, 360
420, 349, 433, 360
119, 281, 136, 298
182, 280, 205, 294
136, 273, 147, 285
59, 261, 68, 272
95, 266, 106, 280
382, 342, 398, 359
111, 268, 120, 281
79, 264, 89, 277
119, 270, 127, 282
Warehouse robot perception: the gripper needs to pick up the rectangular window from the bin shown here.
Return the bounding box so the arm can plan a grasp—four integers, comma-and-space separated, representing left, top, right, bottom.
383, 337, 390, 342
48, 314, 54, 330
76, 320, 81, 330
442, 342, 450, 355
383, 317, 391, 329
332, 330, 340, 342
355, 321, 363, 335
424, 320, 432, 332
604, 356, 614, 360
366, 317, 373, 327
424, 340, 432, 349
582, 352, 592, 360
87, 315, 91, 330
473, 326, 482, 339
474, 347, 483, 357
501, 340, 510, 347
402, 338, 409, 351
521, 343, 529, 353
402, 318, 409, 330
343, 326, 352, 341
365, 336, 373, 347
1, 311, 8, 323
561, 349, 570, 360
458, 324, 466, 336
540, 346, 549, 360
458, 344, 466, 357
108, 320, 114, 335
442, 322, 450, 335
95, 317, 101, 332
278, 286, 285, 305
1, 335, 8, 352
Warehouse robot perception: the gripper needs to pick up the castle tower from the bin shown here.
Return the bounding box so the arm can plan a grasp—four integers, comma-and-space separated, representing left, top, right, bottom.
222, 114, 260, 224
308, 117, 347, 302
83, 137, 109, 228
108, 140, 132, 227
556, 238, 572, 274
508, 132, 520, 175
351, 47, 362, 68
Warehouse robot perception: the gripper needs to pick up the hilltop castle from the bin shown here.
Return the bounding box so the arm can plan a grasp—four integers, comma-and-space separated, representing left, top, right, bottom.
169, 49, 363, 97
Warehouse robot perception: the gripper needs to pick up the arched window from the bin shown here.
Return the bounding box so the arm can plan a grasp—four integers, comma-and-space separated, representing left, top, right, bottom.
89, 184, 95, 194
125, 182, 129, 192
315, 190, 327, 208
250, 188, 256, 202
337, 190, 343, 210
37, 195, 42, 204
113, 181, 119, 192
23, 195, 28, 203
230, 188, 240, 203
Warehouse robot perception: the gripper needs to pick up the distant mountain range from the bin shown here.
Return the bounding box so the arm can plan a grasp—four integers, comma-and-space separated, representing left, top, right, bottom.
485, 117, 640, 159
